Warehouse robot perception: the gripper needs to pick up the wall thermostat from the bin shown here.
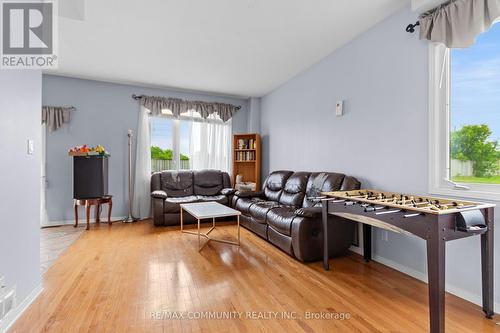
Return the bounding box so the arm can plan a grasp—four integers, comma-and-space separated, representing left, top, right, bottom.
335, 100, 343, 116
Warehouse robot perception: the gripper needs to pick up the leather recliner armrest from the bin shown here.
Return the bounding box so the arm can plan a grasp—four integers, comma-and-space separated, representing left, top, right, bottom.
221, 188, 236, 196
295, 207, 322, 218
304, 196, 326, 206
235, 190, 264, 198
151, 190, 168, 199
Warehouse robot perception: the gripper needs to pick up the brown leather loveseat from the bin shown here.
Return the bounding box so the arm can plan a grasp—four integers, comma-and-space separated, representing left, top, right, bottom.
231, 170, 360, 262
151, 170, 235, 226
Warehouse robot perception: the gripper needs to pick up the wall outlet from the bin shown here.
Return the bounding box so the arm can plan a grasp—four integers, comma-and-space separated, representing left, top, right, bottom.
382, 231, 389, 242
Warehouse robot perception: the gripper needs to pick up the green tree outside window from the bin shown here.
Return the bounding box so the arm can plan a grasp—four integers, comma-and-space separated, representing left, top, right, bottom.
451, 125, 500, 178
151, 146, 189, 160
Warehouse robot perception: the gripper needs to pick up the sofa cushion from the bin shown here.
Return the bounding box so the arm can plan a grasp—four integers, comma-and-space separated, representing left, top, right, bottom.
193, 170, 223, 196
248, 201, 281, 223
266, 206, 302, 237
164, 195, 199, 214
160, 171, 194, 197
234, 197, 264, 215
302, 172, 345, 207
240, 215, 268, 239
263, 170, 293, 202
222, 172, 232, 189
197, 194, 228, 205
279, 172, 310, 208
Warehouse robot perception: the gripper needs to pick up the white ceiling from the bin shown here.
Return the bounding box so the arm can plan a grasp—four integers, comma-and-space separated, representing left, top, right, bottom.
49, 0, 409, 97
411, 0, 446, 13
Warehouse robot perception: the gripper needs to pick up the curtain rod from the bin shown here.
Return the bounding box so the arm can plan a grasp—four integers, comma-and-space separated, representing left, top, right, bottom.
131, 94, 242, 110
406, 21, 420, 33
43, 105, 77, 111
406, 0, 455, 33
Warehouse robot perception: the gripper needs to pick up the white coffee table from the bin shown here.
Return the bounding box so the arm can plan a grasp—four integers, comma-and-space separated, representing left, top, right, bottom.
180, 202, 241, 251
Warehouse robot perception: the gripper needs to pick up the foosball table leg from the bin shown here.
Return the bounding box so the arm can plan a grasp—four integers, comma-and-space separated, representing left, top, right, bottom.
363, 224, 372, 262
481, 207, 494, 319
322, 201, 330, 271
426, 234, 446, 333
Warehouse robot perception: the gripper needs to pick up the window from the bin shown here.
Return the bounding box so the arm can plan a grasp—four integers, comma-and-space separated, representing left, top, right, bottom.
151, 117, 190, 172
429, 22, 500, 200
150, 110, 232, 173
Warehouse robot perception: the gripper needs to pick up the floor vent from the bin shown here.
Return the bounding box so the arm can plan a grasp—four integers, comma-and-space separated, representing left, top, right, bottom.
0, 275, 16, 322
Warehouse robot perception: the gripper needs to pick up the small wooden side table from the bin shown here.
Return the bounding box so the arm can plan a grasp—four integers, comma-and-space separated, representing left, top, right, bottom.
74, 196, 113, 230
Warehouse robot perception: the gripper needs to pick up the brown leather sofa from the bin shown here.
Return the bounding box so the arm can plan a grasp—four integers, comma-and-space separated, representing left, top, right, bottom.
151, 170, 235, 226
231, 170, 360, 262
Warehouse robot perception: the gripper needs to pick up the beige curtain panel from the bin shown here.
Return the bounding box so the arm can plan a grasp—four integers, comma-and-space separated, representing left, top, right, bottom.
138, 96, 238, 122
420, 0, 500, 48
42, 106, 72, 132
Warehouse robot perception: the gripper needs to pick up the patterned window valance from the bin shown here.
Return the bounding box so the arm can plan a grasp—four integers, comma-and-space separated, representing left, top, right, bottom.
135, 95, 240, 122
42, 106, 75, 132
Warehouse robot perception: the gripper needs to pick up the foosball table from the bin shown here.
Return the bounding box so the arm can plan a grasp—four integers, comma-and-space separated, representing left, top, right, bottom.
321, 189, 495, 333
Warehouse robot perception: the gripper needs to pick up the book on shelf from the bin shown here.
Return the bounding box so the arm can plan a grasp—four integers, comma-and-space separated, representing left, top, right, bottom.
236, 151, 255, 161
237, 138, 256, 150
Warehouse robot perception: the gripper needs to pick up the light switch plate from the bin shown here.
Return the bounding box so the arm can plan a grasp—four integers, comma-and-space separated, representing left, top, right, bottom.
27, 139, 34, 155
335, 100, 343, 116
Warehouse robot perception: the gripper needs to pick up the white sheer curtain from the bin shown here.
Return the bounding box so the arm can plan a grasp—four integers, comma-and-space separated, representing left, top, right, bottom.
132, 106, 152, 219
189, 115, 232, 173
132, 107, 232, 219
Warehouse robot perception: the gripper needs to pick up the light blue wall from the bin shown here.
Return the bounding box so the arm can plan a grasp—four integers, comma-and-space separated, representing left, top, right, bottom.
42, 75, 250, 222
260, 7, 499, 308
0, 70, 42, 326
248, 97, 261, 134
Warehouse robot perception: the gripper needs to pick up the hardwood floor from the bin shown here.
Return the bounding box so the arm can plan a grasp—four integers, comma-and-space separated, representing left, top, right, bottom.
10, 220, 499, 333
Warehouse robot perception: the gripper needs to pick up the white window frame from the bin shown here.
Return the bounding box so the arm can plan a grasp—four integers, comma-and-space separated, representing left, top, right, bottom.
428, 42, 500, 201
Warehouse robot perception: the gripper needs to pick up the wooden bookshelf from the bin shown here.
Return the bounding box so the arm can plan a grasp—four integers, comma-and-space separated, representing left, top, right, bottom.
233, 134, 261, 190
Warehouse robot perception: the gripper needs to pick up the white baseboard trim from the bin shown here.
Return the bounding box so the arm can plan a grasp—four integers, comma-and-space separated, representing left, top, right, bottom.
0, 284, 43, 333
349, 246, 499, 313
42, 216, 127, 228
